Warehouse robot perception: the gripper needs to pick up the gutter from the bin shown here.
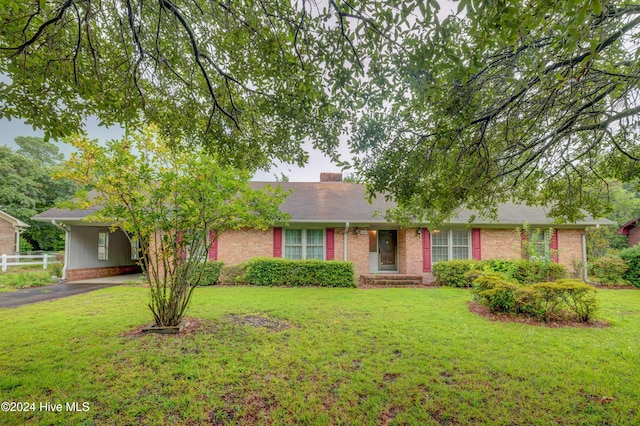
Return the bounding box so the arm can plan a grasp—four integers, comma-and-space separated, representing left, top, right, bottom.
51, 220, 70, 281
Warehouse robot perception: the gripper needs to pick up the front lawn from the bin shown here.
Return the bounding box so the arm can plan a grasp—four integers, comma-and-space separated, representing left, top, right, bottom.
1, 286, 639, 425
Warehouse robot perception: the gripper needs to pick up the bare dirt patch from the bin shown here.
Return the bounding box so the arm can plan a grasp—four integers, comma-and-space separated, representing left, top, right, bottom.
224, 314, 292, 331
122, 318, 210, 338
468, 302, 609, 328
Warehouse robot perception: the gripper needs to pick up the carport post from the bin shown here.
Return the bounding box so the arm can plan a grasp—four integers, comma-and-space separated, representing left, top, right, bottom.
1, 254, 6, 272
43, 254, 48, 270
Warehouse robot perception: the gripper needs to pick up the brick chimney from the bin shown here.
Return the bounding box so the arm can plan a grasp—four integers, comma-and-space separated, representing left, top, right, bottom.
320, 172, 343, 182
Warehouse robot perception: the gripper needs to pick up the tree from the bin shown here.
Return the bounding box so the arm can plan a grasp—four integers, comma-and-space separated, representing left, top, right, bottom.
3, 2, 640, 222
352, 1, 640, 223
0, 137, 76, 250
0, 0, 425, 170
58, 126, 289, 326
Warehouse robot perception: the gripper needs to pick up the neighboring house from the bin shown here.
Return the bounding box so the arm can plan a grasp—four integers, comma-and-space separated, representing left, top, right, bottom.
0, 209, 29, 255
34, 173, 612, 283
618, 218, 640, 247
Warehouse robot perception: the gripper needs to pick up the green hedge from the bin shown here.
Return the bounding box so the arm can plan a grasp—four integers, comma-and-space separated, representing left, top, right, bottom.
473, 275, 599, 322
189, 261, 224, 286
219, 263, 249, 285
588, 256, 630, 287
432, 259, 567, 287
432, 260, 484, 287
243, 258, 356, 287
618, 246, 640, 288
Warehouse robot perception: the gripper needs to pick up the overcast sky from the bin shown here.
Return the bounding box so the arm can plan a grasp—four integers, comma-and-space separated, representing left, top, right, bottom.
0, 117, 346, 182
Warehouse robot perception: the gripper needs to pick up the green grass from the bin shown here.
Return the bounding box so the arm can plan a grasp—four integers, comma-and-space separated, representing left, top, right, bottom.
1, 286, 639, 425
0, 270, 57, 290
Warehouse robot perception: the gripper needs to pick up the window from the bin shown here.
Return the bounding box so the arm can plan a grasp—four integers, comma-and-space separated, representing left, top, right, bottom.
98, 231, 109, 261
529, 229, 550, 259
284, 229, 324, 260
431, 229, 470, 263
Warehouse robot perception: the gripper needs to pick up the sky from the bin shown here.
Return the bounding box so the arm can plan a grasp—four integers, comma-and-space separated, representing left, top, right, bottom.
0, 117, 346, 183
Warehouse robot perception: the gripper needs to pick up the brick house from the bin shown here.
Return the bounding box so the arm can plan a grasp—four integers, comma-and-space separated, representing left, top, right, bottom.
618, 218, 640, 247
0, 209, 28, 255
34, 173, 611, 282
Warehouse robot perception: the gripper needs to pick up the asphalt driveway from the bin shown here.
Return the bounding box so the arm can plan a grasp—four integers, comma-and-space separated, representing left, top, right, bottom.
0, 274, 144, 308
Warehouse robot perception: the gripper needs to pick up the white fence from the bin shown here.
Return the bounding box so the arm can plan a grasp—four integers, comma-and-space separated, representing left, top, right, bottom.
1, 254, 60, 272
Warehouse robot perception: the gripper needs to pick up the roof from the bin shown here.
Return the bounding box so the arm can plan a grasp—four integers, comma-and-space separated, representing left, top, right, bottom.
33, 182, 614, 228
0, 210, 29, 228
618, 217, 640, 235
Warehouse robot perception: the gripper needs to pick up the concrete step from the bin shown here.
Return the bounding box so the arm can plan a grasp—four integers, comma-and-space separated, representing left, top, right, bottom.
361, 275, 423, 286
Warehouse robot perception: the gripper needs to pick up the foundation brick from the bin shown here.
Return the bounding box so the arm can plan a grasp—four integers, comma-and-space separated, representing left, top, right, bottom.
66, 265, 141, 281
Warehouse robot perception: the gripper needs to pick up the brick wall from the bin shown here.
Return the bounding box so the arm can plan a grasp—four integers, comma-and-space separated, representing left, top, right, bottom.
0, 218, 16, 255
341, 229, 369, 278
480, 228, 522, 260
628, 226, 640, 247
557, 229, 584, 274
217, 228, 273, 264
398, 228, 423, 275
66, 265, 141, 281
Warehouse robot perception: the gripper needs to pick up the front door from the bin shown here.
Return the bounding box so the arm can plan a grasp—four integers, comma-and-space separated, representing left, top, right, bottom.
378, 230, 397, 271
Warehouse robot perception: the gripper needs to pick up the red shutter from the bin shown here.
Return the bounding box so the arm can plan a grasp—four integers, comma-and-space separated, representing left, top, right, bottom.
208, 230, 218, 261
472, 228, 482, 260
520, 229, 527, 258
273, 227, 282, 258
549, 229, 559, 263
326, 228, 335, 260
422, 228, 431, 272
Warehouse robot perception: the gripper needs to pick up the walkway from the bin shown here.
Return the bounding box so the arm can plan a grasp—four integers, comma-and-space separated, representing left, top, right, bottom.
0, 274, 144, 309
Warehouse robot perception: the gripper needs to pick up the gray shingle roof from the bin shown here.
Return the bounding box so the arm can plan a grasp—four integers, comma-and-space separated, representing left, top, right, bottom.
33, 182, 613, 227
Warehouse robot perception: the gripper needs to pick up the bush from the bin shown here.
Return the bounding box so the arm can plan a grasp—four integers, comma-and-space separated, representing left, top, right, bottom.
432, 260, 485, 287
531, 280, 599, 322
510, 259, 567, 284
588, 256, 630, 286
243, 258, 356, 287
191, 261, 224, 286
219, 263, 249, 285
473, 275, 599, 323
618, 246, 640, 287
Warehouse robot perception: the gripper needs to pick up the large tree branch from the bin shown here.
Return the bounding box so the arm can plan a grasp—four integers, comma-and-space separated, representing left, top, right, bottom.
1, 0, 75, 55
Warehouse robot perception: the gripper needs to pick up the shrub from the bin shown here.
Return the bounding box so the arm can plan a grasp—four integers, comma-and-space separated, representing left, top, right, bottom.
219, 263, 249, 285
618, 246, 640, 287
432, 260, 485, 287
477, 281, 521, 314
484, 259, 518, 277
473, 275, 599, 323
531, 280, 599, 322
510, 259, 567, 284
190, 261, 224, 286
588, 256, 630, 286
243, 258, 356, 287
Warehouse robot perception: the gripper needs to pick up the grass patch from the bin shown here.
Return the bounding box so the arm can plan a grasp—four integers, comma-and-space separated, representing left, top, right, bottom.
0, 287, 639, 424
0, 270, 56, 291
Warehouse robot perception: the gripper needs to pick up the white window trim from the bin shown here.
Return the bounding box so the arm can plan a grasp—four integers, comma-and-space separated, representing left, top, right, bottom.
98, 231, 109, 261
283, 228, 325, 260
431, 229, 471, 263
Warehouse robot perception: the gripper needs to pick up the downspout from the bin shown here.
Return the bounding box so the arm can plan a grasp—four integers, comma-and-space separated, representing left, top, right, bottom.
344, 222, 349, 261
581, 232, 588, 282
52, 220, 70, 281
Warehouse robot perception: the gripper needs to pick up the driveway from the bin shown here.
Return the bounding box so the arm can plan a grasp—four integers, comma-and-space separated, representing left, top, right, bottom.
0, 274, 144, 308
